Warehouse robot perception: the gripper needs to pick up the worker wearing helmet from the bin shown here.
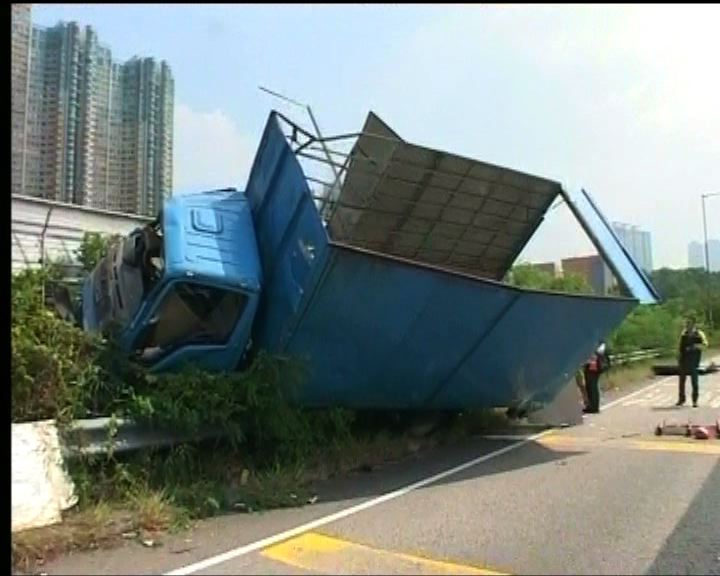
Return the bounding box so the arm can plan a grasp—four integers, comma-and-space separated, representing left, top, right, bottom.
583, 340, 610, 414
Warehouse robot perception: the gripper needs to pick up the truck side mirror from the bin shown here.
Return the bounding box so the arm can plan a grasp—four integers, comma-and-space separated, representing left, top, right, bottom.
122, 231, 144, 267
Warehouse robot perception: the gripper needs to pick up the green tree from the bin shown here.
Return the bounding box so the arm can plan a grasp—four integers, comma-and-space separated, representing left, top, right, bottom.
651, 268, 720, 327
75, 232, 120, 272
506, 264, 593, 294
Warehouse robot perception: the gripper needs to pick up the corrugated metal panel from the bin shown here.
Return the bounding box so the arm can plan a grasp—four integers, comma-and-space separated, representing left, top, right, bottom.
11, 195, 151, 273
328, 112, 562, 281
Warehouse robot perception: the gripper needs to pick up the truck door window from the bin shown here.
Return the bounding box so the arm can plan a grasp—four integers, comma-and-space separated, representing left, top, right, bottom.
135, 283, 247, 362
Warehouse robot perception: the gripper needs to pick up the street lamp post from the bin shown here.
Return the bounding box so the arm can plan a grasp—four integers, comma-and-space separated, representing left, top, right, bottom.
701, 192, 719, 328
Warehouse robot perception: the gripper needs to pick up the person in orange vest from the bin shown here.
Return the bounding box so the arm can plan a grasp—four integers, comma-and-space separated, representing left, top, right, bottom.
676, 316, 709, 407
583, 341, 611, 414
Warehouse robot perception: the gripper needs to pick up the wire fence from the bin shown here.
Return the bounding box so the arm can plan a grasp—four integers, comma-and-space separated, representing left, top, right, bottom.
11, 194, 151, 275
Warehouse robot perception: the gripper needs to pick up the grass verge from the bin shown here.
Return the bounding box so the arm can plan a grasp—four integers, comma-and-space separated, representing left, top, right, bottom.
12, 412, 502, 572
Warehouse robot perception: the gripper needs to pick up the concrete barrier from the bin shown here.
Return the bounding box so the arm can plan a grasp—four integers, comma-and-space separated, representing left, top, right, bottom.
12, 420, 77, 533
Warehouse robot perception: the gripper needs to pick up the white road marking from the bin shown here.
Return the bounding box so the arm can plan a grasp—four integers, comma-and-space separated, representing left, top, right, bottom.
621, 386, 720, 408
165, 429, 550, 575
601, 375, 675, 410
653, 393, 674, 405
165, 367, 719, 576
622, 398, 649, 407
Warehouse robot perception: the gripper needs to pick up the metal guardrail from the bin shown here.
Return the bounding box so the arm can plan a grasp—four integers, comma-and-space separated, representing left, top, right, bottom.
61, 417, 222, 458
59, 348, 665, 457
608, 348, 663, 366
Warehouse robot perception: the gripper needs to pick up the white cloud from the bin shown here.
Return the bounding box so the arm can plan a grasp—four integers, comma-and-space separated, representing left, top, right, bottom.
172, 103, 255, 194
369, 5, 720, 268
545, 5, 720, 146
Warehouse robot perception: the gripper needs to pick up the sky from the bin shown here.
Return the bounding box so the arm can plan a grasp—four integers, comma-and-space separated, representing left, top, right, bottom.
33, 3, 720, 269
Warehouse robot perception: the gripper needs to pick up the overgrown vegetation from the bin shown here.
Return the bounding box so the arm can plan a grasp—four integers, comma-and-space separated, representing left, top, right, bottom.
11, 239, 457, 569
611, 268, 718, 353
507, 263, 594, 294
76, 231, 121, 272
12, 266, 106, 424
507, 263, 718, 354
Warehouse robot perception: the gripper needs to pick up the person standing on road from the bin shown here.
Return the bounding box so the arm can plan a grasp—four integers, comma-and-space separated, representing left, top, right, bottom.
676, 316, 709, 407
575, 369, 589, 410
583, 341, 611, 414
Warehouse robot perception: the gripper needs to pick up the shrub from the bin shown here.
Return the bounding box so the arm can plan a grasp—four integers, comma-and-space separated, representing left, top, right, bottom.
11, 267, 107, 423
75, 232, 120, 272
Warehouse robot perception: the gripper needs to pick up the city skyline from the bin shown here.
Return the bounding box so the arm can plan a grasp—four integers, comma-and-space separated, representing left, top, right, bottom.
11, 5, 174, 217
26, 4, 720, 266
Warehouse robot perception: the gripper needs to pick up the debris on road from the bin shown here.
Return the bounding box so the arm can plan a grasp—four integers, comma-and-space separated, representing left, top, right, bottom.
654, 420, 720, 439
233, 502, 251, 513
141, 538, 161, 548
170, 540, 195, 554
652, 362, 718, 376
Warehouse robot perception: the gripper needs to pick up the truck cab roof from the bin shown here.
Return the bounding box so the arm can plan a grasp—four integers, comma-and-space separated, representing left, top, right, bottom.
162, 189, 262, 293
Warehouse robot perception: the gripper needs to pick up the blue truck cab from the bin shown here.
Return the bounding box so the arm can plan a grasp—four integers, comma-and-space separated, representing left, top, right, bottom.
82, 189, 262, 372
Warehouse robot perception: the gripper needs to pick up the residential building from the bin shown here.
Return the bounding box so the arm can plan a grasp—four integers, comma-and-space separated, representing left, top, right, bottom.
612, 222, 653, 273
11, 4, 32, 196
688, 241, 705, 269
561, 255, 613, 295
710, 240, 720, 272
11, 8, 174, 217
689, 239, 720, 272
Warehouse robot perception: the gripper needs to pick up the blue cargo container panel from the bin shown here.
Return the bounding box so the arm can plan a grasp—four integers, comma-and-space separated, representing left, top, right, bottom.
244, 112, 644, 409
281, 245, 634, 408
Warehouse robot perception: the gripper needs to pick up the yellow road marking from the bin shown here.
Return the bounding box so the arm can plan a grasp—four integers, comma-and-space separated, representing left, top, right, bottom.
538, 434, 720, 455
261, 531, 507, 575
628, 439, 720, 455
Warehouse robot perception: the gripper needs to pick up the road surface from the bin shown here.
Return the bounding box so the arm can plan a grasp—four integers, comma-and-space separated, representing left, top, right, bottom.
37, 363, 720, 575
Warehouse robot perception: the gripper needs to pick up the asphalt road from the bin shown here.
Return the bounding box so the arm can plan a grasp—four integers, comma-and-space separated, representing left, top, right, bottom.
39, 362, 720, 575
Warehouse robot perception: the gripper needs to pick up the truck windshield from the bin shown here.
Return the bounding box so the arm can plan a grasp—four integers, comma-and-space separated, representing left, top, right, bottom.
134, 282, 248, 364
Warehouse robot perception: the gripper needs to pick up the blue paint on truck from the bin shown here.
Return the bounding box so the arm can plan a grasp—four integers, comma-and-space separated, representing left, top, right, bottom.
83, 190, 262, 373
242, 114, 636, 408
81, 110, 656, 410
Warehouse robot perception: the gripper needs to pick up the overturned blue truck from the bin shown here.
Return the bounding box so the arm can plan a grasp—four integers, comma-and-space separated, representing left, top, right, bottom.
80, 110, 659, 411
